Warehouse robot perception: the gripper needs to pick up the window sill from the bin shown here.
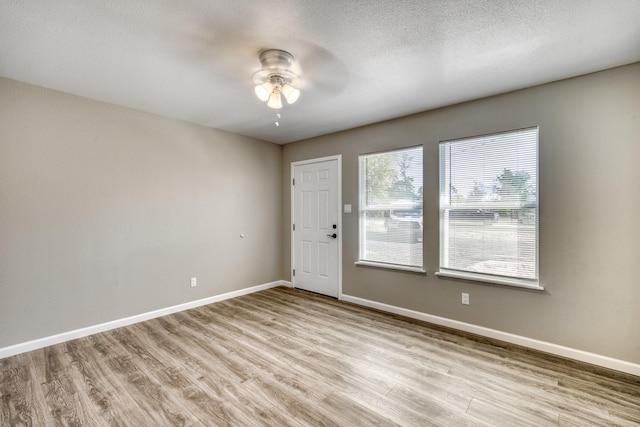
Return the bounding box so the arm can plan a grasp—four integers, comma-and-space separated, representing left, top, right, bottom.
355, 261, 426, 274
435, 269, 544, 291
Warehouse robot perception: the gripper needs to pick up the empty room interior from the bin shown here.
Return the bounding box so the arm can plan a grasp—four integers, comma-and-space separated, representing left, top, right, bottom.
1, 1, 639, 425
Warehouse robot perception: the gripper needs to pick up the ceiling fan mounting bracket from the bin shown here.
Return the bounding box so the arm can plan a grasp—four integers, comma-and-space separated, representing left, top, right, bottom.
259, 49, 295, 70
253, 49, 300, 86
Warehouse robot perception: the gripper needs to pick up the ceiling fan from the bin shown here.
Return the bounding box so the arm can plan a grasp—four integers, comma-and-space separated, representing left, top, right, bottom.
201, 38, 348, 100
252, 49, 301, 110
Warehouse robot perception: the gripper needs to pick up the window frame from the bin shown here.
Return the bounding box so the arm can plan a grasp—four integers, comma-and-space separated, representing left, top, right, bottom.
436, 127, 542, 290
356, 145, 426, 273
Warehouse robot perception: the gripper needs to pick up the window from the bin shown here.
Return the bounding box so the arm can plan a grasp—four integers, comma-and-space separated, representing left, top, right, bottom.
358, 146, 424, 271
438, 127, 540, 289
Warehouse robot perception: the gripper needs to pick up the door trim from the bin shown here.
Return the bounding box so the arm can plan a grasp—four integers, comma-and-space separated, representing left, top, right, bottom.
291, 155, 342, 299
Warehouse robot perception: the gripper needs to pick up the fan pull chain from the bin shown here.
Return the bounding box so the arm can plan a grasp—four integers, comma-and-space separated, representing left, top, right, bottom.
275, 111, 281, 127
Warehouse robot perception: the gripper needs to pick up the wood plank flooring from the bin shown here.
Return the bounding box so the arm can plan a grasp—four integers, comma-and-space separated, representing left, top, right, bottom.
1, 286, 639, 426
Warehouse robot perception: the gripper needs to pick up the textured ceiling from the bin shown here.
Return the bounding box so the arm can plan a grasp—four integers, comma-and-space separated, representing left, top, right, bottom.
1, 0, 640, 144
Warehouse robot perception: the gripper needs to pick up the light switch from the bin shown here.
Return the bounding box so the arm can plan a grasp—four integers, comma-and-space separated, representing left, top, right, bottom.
344, 204, 352, 213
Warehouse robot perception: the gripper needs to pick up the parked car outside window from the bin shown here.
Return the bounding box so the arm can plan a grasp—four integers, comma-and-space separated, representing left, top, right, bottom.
448, 209, 498, 222
384, 209, 423, 243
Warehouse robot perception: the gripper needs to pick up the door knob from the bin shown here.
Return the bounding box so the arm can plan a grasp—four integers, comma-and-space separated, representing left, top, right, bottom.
327, 233, 337, 238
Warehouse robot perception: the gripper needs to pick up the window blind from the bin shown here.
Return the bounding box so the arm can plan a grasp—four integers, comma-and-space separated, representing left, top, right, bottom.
439, 127, 538, 284
359, 146, 423, 269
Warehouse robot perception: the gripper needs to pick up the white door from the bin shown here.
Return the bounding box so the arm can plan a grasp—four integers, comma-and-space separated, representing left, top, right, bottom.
292, 157, 341, 298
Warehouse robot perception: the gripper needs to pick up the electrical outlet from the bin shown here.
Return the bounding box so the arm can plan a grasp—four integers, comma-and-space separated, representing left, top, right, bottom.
462, 292, 470, 305
190, 277, 197, 288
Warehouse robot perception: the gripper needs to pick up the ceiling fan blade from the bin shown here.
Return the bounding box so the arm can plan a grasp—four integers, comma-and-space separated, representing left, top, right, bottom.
173, 29, 350, 103
294, 43, 349, 97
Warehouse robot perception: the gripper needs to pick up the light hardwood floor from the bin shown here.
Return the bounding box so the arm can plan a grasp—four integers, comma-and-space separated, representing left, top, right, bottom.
1, 286, 639, 426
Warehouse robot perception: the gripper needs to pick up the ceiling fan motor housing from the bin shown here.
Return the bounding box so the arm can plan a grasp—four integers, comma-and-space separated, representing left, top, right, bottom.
253, 49, 300, 87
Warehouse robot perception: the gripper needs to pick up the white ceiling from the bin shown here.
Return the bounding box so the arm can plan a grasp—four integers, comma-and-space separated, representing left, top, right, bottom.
2, 1, 640, 144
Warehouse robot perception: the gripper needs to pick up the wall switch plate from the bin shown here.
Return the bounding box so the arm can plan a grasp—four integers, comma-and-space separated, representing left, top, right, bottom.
344, 204, 352, 213
190, 277, 197, 288
462, 293, 470, 305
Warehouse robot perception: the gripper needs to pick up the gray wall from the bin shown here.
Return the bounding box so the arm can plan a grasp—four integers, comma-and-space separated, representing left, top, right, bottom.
2, 63, 639, 365
282, 63, 640, 364
0, 77, 282, 348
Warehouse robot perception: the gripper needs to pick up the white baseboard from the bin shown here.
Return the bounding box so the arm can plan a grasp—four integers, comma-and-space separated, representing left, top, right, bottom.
341, 294, 640, 377
0, 280, 288, 360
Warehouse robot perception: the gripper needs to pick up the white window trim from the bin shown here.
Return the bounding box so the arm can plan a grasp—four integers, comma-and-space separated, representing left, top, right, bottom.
438, 126, 540, 289
355, 260, 426, 274
435, 269, 544, 291
358, 145, 424, 270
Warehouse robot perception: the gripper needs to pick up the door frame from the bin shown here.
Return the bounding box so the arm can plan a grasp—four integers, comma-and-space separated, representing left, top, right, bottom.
290, 155, 343, 299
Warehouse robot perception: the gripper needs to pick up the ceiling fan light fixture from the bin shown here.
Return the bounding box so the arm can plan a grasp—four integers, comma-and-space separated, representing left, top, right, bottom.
255, 82, 273, 102
281, 84, 300, 104
267, 90, 283, 109
253, 49, 300, 110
